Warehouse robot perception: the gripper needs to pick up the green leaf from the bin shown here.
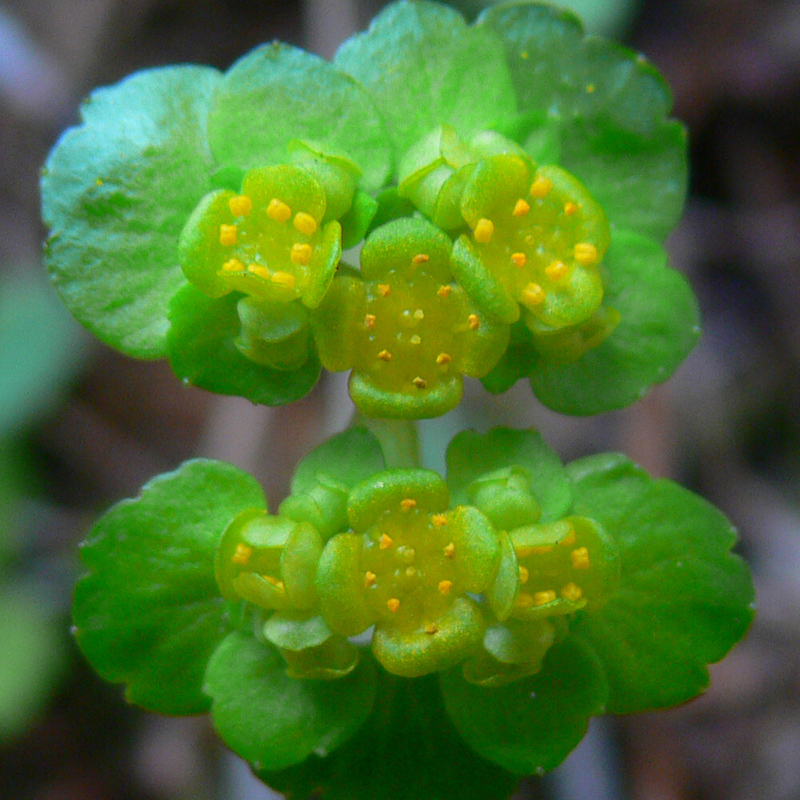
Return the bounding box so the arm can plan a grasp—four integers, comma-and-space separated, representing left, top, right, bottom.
42, 66, 221, 358
529, 230, 700, 414
166, 284, 321, 406
440, 636, 608, 774
73, 459, 265, 714
335, 0, 516, 166
260, 668, 520, 800
477, 3, 688, 239
567, 455, 756, 712
208, 43, 391, 192
446, 428, 571, 521
0, 278, 85, 436
204, 631, 376, 770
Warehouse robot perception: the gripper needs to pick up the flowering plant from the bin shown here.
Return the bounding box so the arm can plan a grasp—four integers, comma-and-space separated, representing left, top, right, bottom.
41, 2, 754, 798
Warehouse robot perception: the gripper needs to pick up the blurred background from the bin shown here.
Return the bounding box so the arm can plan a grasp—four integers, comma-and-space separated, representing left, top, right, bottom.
1, 0, 799, 797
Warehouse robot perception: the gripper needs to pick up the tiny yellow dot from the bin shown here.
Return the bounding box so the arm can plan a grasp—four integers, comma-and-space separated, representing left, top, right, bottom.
468, 314, 480, 330
222, 258, 244, 272
410, 335, 421, 345
436, 352, 451, 366
387, 598, 401, 613
290, 243, 313, 266
545, 260, 568, 281
425, 622, 439, 634
219, 224, 237, 246
267, 198, 292, 223
293, 211, 318, 236
530, 176, 553, 199
232, 543, 253, 565
443, 542, 456, 559
564, 201, 579, 216
561, 582, 583, 602
365, 314, 376, 328
513, 198, 531, 217
379, 533, 394, 550
438, 580, 453, 595
514, 592, 534, 608
533, 590, 557, 606
378, 349, 392, 362
437, 285, 451, 299
586, 83, 595, 93
571, 547, 590, 570
518, 566, 529, 584
271, 271, 297, 289
413, 308, 424, 320
521, 282, 546, 306
248, 263, 271, 280
401, 498, 417, 511
412, 253, 429, 264
364, 571, 377, 588
520, 50, 529, 59
412, 376, 427, 389
229, 195, 253, 217
511, 252, 527, 269
574, 243, 599, 266
432, 514, 448, 527
378, 284, 391, 297
474, 218, 495, 244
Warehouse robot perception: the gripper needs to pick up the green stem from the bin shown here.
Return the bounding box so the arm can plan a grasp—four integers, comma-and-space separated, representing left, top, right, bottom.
353, 416, 420, 468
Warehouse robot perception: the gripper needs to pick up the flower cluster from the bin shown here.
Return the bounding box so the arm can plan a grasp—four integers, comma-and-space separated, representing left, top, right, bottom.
42, 0, 698, 417
72, 426, 753, 788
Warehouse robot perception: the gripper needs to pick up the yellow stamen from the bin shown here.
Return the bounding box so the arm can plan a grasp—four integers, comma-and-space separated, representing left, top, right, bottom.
267, 198, 292, 223
571, 547, 590, 570
438, 580, 453, 595
474, 218, 495, 244
290, 243, 313, 266
365, 313, 376, 328
586, 83, 595, 93
521, 282, 546, 306
437, 285, 451, 299
436, 353, 451, 366
412, 253, 429, 264
387, 598, 401, 613
378, 284, 391, 297
222, 258, 244, 272
232, 543, 253, 565
293, 211, 317, 236
364, 571, 377, 588
511, 252, 527, 269
574, 243, 598, 266
468, 314, 480, 330
410, 335, 421, 345
533, 590, 557, 606
401, 498, 417, 511
425, 623, 439, 634
263, 575, 286, 593
443, 542, 455, 559
248, 263, 271, 280
545, 260, 568, 281
561, 582, 583, 602
518, 566, 529, 585
271, 271, 297, 289
229, 195, 252, 217
219, 224, 237, 246
412, 377, 427, 389
413, 308, 424, 320
513, 198, 531, 217
378, 349, 392, 362
514, 592, 534, 608
379, 533, 394, 550
432, 514, 448, 527
564, 201, 579, 216
530, 176, 553, 199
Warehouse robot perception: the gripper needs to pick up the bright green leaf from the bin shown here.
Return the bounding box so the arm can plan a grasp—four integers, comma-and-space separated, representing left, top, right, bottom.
42, 66, 221, 358
73, 459, 264, 714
